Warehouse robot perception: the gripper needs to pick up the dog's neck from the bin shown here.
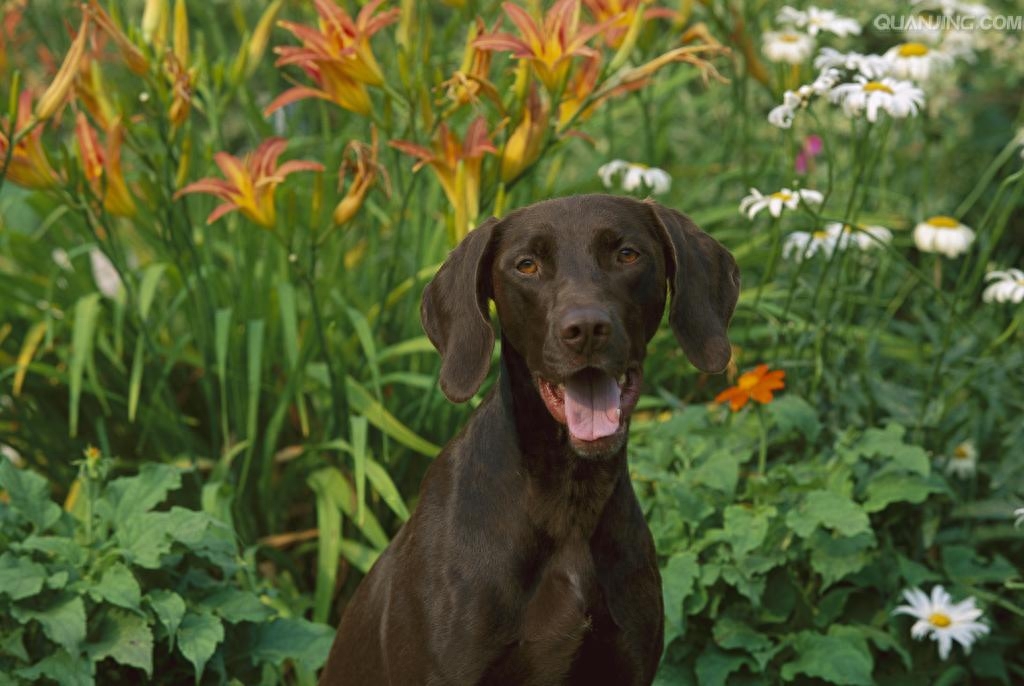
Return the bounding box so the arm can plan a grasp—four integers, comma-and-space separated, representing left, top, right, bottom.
497, 336, 627, 542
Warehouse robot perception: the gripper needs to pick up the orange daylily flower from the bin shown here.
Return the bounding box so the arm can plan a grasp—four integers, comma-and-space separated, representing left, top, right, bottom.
266, 0, 400, 116
34, 9, 91, 123
391, 117, 497, 242
442, 18, 500, 110
557, 54, 644, 127
474, 0, 609, 93
174, 138, 324, 228
501, 84, 547, 183
0, 91, 61, 190
333, 127, 389, 225
74, 112, 137, 217
582, 0, 674, 48
714, 364, 786, 412
87, 0, 149, 75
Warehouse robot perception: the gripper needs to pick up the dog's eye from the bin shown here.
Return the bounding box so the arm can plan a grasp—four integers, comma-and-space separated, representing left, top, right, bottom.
618, 247, 640, 264
516, 258, 539, 275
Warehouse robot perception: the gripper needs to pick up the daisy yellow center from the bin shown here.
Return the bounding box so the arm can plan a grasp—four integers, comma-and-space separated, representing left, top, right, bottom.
738, 374, 760, 391
953, 446, 971, 459
813, 230, 829, 239
929, 612, 952, 628
770, 191, 793, 201
927, 215, 960, 228
899, 42, 930, 57
863, 81, 894, 94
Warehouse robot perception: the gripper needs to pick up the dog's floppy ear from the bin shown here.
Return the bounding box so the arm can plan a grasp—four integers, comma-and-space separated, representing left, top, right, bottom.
421, 217, 500, 402
647, 201, 740, 374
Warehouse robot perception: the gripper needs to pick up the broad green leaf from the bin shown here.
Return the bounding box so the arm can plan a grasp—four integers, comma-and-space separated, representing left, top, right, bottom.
69, 292, 102, 437
250, 617, 334, 669
0, 459, 62, 532
116, 511, 175, 569
0, 552, 47, 600
843, 424, 929, 476
862, 473, 945, 513
15, 648, 93, 686
199, 588, 274, 624
721, 505, 776, 557
662, 551, 699, 647
809, 531, 876, 588
89, 562, 142, 610
86, 608, 153, 677
0, 627, 28, 661
12, 592, 86, 652
690, 449, 741, 495
107, 462, 183, 522
942, 545, 1018, 585
147, 590, 186, 649
713, 617, 775, 667
786, 489, 870, 538
177, 612, 224, 683
695, 645, 750, 686
16, 535, 87, 566
780, 630, 874, 685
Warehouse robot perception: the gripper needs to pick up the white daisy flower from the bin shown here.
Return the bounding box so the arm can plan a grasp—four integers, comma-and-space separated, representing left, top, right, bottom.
89, 249, 123, 299
1015, 507, 1024, 528
913, 216, 975, 258
910, 0, 990, 18
598, 160, 671, 195
767, 68, 843, 129
814, 48, 892, 79
763, 31, 815, 64
739, 187, 823, 219
982, 268, 1024, 304
768, 91, 803, 129
51, 248, 74, 272
893, 586, 989, 660
884, 42, 954, 81
944, 440, 978, 479
776, 6, 861, 37
829, 76, 925, 123
823, 222, 894, 251
783, 228, 840, 261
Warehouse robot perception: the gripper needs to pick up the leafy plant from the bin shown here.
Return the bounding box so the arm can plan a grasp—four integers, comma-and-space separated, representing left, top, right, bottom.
0, 452, 332, 685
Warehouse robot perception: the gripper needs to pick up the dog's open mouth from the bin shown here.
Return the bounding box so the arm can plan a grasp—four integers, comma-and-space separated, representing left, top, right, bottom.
537, 367, 642, 445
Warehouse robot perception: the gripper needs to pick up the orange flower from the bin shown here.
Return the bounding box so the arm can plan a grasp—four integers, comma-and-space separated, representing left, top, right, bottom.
266, 0, 399, 116
714, 364, 785, 412
34, 9, 91, 122
582, 0, 674, 49
0, 91, 61, 190
88, 0, 149, 75
74, 113, 137, 217
501, 84, 547, 183
391, 117, 496, 241
442, 18, 500, 109
174, 138, 324, 228
333, 127, 388, 225
474, 0, 608, 93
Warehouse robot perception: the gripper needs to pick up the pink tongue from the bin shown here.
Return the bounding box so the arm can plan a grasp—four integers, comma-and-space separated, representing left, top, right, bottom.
564, 369, 621, 441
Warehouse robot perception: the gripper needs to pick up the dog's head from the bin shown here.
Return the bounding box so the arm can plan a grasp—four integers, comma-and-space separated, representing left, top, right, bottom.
421, 194, 740, 456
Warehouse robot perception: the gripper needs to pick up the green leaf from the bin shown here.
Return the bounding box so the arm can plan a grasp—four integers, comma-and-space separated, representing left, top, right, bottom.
843, 424, 929, 476
16, 535, 87, 566
86, 608, 153, 677
346, 376, 441, 457
15, 648, 93, 686
713, 617, 778, 669
177, 612, 224, 683
338, 538, 381, 574
942, 545, 1018, 585
365, 457, 411, 522
695, 645, 750, 686
721, 505, 776, 557
250, 617, 334, 669
106, 462, 183, 521
809, 531, 876, 588
69, 292, 102, 437
278, 282, 300, 370
137, 262, 168, 320
662, 551, 700, 647
89, 562, 142, 610
199, 588, 274, 624
308, 467, 344, 624
12, 592, 86, 652
0, 627, 28, 661
127, 337, 145, 422
116, 512, 175, 569
767, 395, 821, 442
780, 629, 874, 685
0, 552, 47, 600
146, 590, 186, 649
786, 490, 870, 538
862, 473, 945, 513
690, 449, 741, 495
0, 459, 62, 531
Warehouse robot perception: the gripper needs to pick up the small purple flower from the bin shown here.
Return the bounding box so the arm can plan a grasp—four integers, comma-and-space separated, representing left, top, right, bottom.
795, 135, 823, 174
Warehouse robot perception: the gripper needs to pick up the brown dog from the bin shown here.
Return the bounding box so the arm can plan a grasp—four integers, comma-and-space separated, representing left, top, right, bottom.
319, 194, 739, 685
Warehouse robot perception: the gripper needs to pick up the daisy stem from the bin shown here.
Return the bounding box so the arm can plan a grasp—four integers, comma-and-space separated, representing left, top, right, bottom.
933, 257, 942, 290
753, 217, 781, 309
986, 307, 1024, 353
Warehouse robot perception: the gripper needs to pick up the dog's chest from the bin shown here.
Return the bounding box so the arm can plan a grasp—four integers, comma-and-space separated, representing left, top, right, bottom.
521, 542, 597, 644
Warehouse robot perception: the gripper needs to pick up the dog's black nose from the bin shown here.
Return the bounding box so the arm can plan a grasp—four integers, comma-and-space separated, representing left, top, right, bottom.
559, 308, 612, 356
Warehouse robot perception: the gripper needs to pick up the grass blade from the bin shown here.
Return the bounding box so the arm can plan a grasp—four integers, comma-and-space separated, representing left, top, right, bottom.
307, 468, 343, 624
13, 321, 47, 396
351, 416, 368, 526
69, 293, 102, 437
